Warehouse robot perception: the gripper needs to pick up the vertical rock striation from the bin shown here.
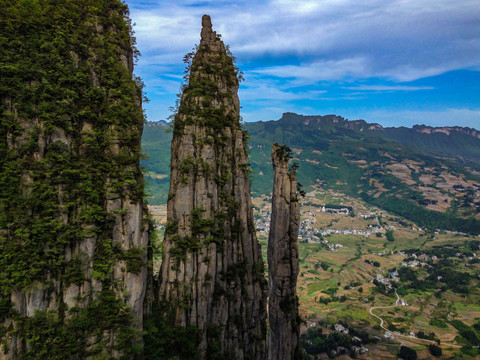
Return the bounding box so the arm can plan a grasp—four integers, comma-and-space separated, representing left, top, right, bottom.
0, 1, 147, 358
157, 15, 267, 359
268, 144, 301, 360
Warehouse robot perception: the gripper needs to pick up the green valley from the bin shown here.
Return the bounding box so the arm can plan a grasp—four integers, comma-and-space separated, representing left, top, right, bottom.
144, 113, 480, 358
142, 113, 480, 235
149, 186, 480, 359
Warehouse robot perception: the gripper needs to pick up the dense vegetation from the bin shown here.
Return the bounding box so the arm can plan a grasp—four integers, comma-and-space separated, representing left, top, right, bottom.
0, 0, 145, 356
300, 322, 378, 359
398, 345, 417, 360
143, 303, 201, 360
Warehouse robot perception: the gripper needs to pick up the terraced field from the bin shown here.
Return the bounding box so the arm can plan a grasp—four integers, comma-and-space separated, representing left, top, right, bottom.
150, 188, 480, 358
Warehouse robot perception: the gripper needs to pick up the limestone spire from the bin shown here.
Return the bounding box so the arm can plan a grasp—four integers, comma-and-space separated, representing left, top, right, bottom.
157, 15, 267, 360
268, 143, 301, 360
200, 14, 216, 43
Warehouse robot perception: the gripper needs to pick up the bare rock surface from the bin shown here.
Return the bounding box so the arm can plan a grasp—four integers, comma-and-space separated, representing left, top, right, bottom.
157, 15, 267, 360
268, 143, 301, 360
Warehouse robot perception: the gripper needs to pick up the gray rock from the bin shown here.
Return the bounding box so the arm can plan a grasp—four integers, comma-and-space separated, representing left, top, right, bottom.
0, 5, 148, 358
157, 15, 267, 360
267, 144, 301, 360
201, 14, 217, 43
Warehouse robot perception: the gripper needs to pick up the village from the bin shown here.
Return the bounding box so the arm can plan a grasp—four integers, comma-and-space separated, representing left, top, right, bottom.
147, 190, 480, 357
253, 198, 389, 250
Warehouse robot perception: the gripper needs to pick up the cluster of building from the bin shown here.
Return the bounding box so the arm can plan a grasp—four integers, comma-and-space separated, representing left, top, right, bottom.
398, 252, 439, 268
301, 206, 384, 242
331, 324, 370, 356
398, 250, 478, 267
359, 210, 388, 219
254, 205, 381, 243
321, 206, 351, 215
371, 272, 399, 291
254, 210, 271, 235
315, 226, 383, 238
384, 329, 417, 340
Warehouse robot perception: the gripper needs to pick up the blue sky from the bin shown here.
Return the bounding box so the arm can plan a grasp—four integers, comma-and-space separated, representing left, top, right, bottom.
126, 0, 480, 129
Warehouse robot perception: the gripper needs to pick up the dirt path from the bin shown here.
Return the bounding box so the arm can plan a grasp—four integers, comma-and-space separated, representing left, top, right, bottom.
368, 291, 462, 349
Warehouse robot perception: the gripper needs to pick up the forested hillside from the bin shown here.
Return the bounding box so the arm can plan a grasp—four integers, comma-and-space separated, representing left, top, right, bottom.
142, 114, 480, 234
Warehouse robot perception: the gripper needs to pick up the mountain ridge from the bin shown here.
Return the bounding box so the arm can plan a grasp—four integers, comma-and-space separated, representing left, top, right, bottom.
254, 112, 480, 163
268, 112, 480, 136
142, 112, 480, 235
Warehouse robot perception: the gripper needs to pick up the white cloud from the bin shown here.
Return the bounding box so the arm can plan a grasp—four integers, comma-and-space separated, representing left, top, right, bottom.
126, 0, 480, 126
345, 85, 434, 91
144, 77, 182, 95
129, 0, 480, 82
239, 84, 326, 101
252, 57, 370, 83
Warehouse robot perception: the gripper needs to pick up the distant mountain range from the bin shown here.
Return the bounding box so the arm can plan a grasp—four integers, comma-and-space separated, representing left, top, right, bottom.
142, 113, 480, 234
145, 119, 170, 127
270, 113, 480, 162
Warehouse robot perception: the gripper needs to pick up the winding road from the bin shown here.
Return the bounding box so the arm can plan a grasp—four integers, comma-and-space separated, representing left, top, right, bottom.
369, 291, 401, 331
368, 291, 462, 349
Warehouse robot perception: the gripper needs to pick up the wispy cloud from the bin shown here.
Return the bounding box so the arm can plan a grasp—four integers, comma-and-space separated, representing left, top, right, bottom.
127, 0, 480, 126
130, 0, 480, 80
253, 58, 370, 83
345, 85, 434, 91
240, 86, 327, 101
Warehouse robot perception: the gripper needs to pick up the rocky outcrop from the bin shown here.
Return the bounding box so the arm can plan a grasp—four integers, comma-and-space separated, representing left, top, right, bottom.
157, 15, 267, 359
0, 1, 147, 358
412, 124, 480, 138
277, 113, 384, 132
279, 112, 480, 137
268, 144, 301, 360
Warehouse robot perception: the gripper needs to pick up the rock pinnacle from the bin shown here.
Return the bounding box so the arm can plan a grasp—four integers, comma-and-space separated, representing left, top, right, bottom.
268, 143, 301, 360
157, 15, 267, 360
201, 14, 216, 43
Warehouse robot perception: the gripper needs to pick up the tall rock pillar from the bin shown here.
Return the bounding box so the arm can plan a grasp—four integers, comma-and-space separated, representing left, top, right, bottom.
0, 1, 147, 358
158, 15, 267, 359
268, 143, 301, 360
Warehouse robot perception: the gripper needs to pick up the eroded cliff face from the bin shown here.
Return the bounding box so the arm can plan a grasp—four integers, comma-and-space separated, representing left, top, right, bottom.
268, 144, 301, 360
0, 1, 147, 358
157, 15, 267, 359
